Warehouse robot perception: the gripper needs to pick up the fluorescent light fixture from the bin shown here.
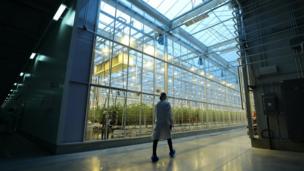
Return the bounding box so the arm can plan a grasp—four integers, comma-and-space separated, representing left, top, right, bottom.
185, 14, 209, 27
14, 83, 17, 86
30, 52, 36, 60
10, 89, 13, 92
20, 72, 24, 77
53, 4, 67, 21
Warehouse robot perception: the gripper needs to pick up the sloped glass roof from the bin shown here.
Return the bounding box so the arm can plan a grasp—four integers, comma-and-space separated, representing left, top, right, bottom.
97, 0, 239, 84
143, 0, 239, 62
181, 5, 236, 46
143, 0, 205, 19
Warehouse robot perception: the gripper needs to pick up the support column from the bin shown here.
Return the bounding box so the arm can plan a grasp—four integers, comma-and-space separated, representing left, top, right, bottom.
57, 0, 100, 143
164, 35, 169, 94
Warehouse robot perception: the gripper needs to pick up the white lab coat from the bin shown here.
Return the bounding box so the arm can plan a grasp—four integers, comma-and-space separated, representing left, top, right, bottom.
152, 100, 173, 140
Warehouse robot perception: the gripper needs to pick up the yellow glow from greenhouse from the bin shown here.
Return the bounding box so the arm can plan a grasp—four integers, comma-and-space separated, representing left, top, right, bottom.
120, 35, 136, 47
144, 45, 155, 55
101, 47, 110, 55
120, 53, 134, 65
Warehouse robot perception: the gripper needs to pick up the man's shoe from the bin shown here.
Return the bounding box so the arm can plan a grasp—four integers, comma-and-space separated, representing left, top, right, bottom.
151, 155, 159, 162
169, 150, 176, 158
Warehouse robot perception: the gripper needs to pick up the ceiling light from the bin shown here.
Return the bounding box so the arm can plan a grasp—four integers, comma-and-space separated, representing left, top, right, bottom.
20, 72, 24, 77
30, 52, 36, 60
53, 4, 67, 21
185, 14, 209, 27
14, 83, 17, 86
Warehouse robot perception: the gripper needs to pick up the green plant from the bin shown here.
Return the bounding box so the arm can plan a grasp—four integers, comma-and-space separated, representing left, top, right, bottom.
87, 103, 245, 126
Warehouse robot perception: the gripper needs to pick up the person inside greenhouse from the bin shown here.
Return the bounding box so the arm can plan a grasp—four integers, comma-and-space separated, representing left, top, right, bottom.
151, 92, 175, 162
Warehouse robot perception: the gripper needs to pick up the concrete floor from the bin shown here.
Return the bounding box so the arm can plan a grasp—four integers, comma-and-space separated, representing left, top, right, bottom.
2, 128, 304, 171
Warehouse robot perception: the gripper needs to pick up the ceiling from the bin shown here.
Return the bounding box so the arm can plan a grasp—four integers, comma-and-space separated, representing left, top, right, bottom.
0, 0, 62, 104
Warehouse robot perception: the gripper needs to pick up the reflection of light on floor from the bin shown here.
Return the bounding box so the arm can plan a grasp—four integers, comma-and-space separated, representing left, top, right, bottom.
194, 159, 199, 169
90, 156, 101, 171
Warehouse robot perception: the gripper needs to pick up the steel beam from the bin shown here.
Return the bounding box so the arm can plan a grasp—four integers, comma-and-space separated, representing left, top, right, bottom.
208, 38, 237, 49
171, 0, 229, 29
127, 0, 236, 75
105, 0, 236, 75
126, 0, 170, 25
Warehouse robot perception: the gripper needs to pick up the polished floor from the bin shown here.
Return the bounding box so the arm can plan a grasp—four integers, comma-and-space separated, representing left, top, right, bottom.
2, 128, 304, 171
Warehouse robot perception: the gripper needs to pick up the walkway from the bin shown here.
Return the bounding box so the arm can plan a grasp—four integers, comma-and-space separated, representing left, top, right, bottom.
2, 128, 304, 171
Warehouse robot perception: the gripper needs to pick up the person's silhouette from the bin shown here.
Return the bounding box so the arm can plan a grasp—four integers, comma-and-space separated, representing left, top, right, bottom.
151, 92, 175, 162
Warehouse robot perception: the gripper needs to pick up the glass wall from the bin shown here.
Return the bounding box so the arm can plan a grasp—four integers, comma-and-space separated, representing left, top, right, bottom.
85, 0, 245, 141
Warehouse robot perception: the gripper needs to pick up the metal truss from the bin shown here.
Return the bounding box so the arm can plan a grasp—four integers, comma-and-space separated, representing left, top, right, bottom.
104, 0, 237, 75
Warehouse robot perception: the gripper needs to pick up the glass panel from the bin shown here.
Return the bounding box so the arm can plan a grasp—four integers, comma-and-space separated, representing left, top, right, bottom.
142, 0, 204, 20
85, 0, 246, 141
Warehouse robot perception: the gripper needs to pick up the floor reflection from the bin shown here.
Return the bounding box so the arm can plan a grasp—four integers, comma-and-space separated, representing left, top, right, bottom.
3, 129, 304, 171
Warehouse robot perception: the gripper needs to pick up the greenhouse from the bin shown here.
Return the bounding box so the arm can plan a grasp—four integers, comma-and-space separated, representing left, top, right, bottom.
85, 0, 246, 141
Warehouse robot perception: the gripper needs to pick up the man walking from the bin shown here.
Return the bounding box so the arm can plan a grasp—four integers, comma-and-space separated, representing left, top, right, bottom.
151, 92, 175, 162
